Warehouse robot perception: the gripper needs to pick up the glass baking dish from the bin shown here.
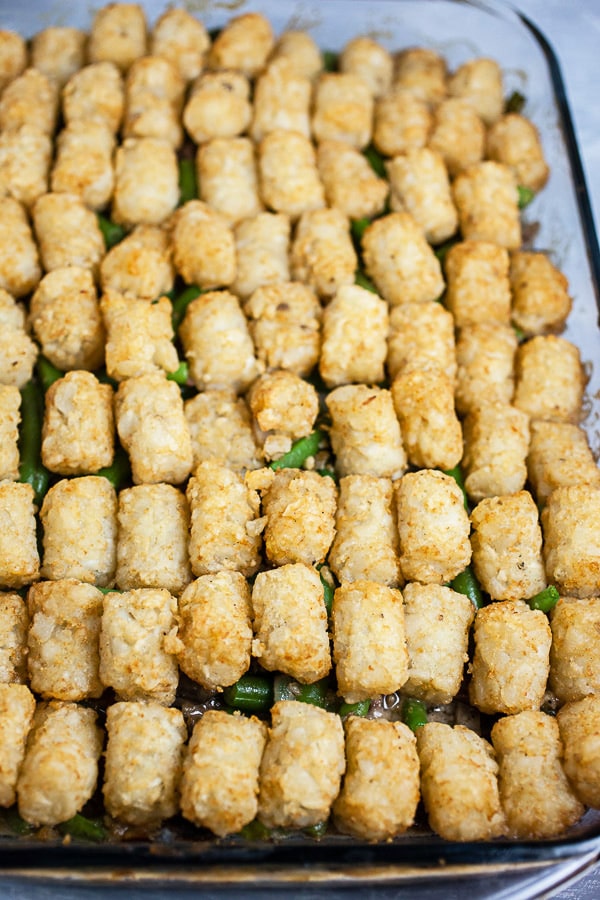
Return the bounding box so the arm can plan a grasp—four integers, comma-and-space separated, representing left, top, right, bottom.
1, 0, 600, 894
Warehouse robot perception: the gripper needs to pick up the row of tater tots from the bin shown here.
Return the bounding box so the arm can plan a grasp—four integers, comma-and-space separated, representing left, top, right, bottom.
1, 2, 600, 847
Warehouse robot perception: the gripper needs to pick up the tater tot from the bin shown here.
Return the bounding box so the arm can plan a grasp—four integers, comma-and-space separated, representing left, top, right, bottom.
0, 290, 38, 387
101, 291, 178, 382
185, 390, 262, 473
258, 700, 345, 829
207, 12, 274, 78
181, 710, 267, 837
40, 476, 117, 587
112, 137, 179, 228
29, 266, 104, 372
0, 483, 39, 589
252, 563, 331, 683
26, 579, 104, 701
245, 281, 321, 377
333, 718, 419, 841
428, 97, 486, 177
319, 284, 388, 387
509, 251, 572, 337
258, 129, 325, 220
387, 301, 457, 384
447, 57, 504, 125
51, 120, 115, 211
0, 197, 41, 298
151, 8, 209, 83
32, 192, 105, 278
373, 88, 432, 157
549, 597, 600, 702
513, 335, 585, 424
0, 683, 35, 807
232, 212, 290, 300
104, 701, 186, 827
455, 322, 518, 416
462, 402, 530, 503
362, 212, 445, 306
62, 62, 125, 133
444, 240, 511, 327
179, 290, 258, 394
99, 587, 178, 705
248, 369, 318, 451
0, 592, 29, 684
17, 702, 102, 827
452, 161, 521, 250
187, 460, 262, 578
0, 68, 58, 136
332, 579, 408, 703
391, 366, 463, 470
469, 601, 551, 715
329, 475, 401, 587
88, 3, 147, 72
527, 421, 600, 507
167, 571, 252, 690
311, 72, 373, 149
393, 47, 447, 105
41, 370, 114, 475
30, 27, 86, 88
0, 30, 27, 93
403, 583, 475, 705
251, 58, 311, 142
123, 55, 184, 148
487, 113, 549, 192
170, 201, 236, 290
327, 384, 407, 480
290, 208, 357, 302
183, 71, 252, 144
197, 137, 262, 225
260, 469, 336, 568
491, 711, 584, 838
115, 373, 193, 485
386, 148, 457, 245
269, 30, 322, 80
542, 486, 600, 600
100, 224, 174, 301
317, 139, 388, 221
396, 469, 472, 585
470, 491, 546, 602
417, 722, 506, 841
557, 695, 600, 809
339, 36, 393, 98
116, 484, 191, 595
0, 124, 52, 208
0, 384, 21, 481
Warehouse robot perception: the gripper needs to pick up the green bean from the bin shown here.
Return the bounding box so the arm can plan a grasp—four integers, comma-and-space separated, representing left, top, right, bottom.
58, 813, 107, 842
351, 217, 371, 243
518, 185, 535, 209
304, 820, 328, 838
505, 90, 526, 114
316, 467, 337, 481
18, 380, 50, 507
166, 361, 189, 385
223, 674, 274, 713
273, 675, 330, 708
4, 808, 34, 835
443, 464, 468, 510
338, 699, 370, 718
434, 235, 460, 266
451, 565, 485, 610
322, 50, 338, 72
97, 587, 123, 594
528, 585, 560, 613
318, 565, 335, 616
238, 818, 271, 840
97, 213, 126, 250
354, 270, 378, 293
269, 430, 323, 471
171, 284, 202, 331
178, 158, 198, 205
512, 323, 526, 342
401, 697, 428, 732
96, 445, 131, 491
363, 144, 386, 178
35, 356, 63, 392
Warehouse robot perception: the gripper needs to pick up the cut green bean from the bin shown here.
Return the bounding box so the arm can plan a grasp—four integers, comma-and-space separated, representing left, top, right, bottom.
528, 585, 560, 613
505, 90, 526, 114
443, 464, 468, 510
97, 587, 123, 595
354, 270, 378, 293
363, 144, 386, 178
273, 675, 330, 708
518, 185, 535, 209
318, 565, 335, 616
304, 820, 328, 838
97, 213, 126, 250
401, 697, 428, 732
18, 380, 50, 507
223, 674, 274, 713
36, 356, 63, 392
97, 445, 131, 491
322, 50, 338, 72
351, 217, 371, 243
434, 235, 460, 266
58, 813, 107, 842
512, 322, 526, 342
178, 158, 198, 205
171, 284, 202, 331
451, 565, 485, 610
4, 808, 34, 835
166, 361, 189, 385
238, 818, 272, 840
338, 699, 370, 718
317, 467, 337, 481
269, 430, 323, 471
